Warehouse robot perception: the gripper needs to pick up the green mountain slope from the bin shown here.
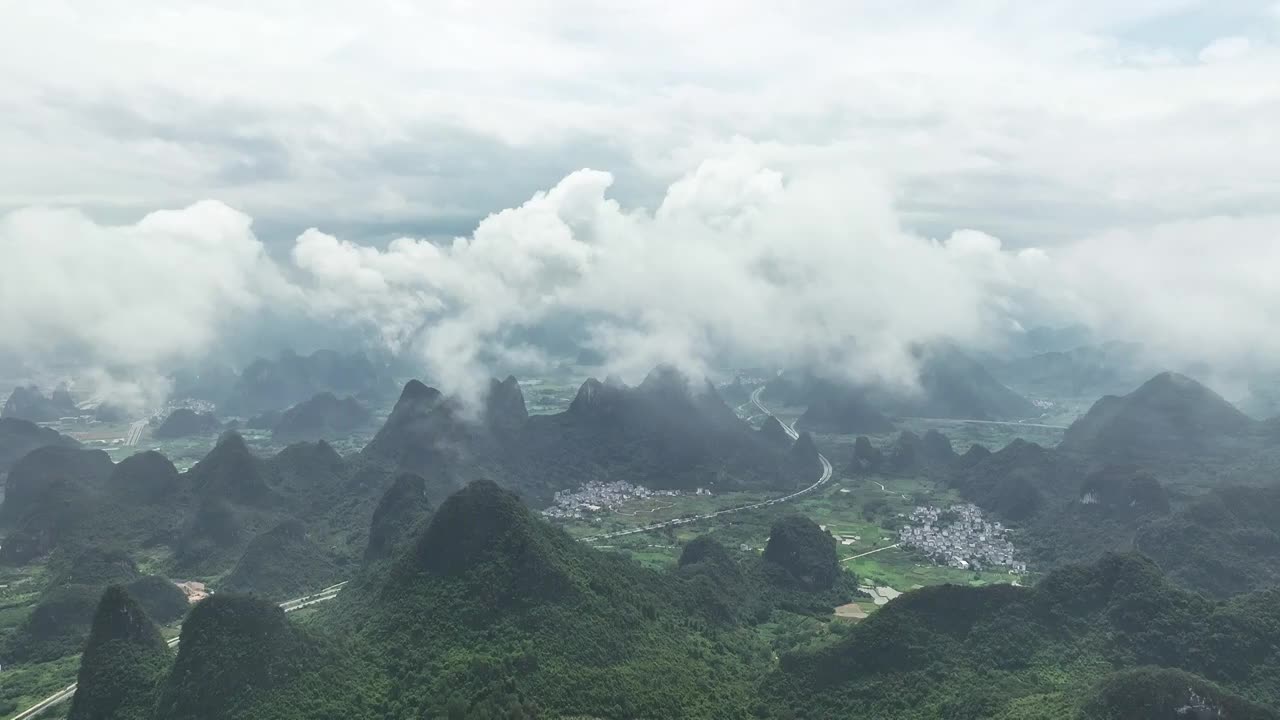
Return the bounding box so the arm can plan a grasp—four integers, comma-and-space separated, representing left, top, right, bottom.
66, 586, 171, 720
761, 553, 1280, 719
342, 479, 777, 718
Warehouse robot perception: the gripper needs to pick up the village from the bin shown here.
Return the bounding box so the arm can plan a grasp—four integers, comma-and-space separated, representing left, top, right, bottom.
899, 503, 1027, 574
542, 480, 706, 520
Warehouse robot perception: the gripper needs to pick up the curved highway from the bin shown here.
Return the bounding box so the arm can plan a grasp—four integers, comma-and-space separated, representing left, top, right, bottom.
581, 387, 833, 542
10, 582, 348, 720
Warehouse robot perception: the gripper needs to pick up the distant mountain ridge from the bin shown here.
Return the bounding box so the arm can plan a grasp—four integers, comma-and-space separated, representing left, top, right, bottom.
0, 417, 79, 475
993, 340, 1150, 397
219, 349, 392, 417
796, 386, 896, 434
153, 408, 221, 439
53, 480, 1280, 719
763, 552, 1280, 718
1060, 371, 1259, 463
2, 384, 79, 422
271, 392, 372, 442
364, 365, 802, 505
66, 585, 171, 720
768, 344, 1036, 425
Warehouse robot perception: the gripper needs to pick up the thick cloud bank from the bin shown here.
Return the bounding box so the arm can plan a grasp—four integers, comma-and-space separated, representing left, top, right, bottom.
1, 156, 1276, 408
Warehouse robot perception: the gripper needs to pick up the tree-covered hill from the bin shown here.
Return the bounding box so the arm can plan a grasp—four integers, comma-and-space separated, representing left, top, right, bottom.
2, 385, 78, 423
1136, 482, 1280, 598
761, 553, 1280, 719
796, 387, 895, 434
773, 346, 1036, 422
3, 548, 186, 663
153, 594, 374, 720
221, 519, 342, 600
363, 368, 800, 507
362, 472, 432, 563
153, 408, 221, 440
52, 478, 1280, 720
0, 416, 79, 475
327, 480, 855, 719
1060, 372, 1260, 466
270, 392, 372, 442
67, 585, 171, 720
219, 348, 393, 417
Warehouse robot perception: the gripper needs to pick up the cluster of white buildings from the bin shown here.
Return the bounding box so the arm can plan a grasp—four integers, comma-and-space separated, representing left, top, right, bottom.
899, 503, 1027, 574
149, 398, 217, 424
541, 480, 685, 519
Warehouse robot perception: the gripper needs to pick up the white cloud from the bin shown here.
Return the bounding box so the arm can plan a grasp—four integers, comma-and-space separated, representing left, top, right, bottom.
3, 151, 1279, 409
0, 200, 297, 408
279, 157, 1057, 400
0, 200, 289, 365
1199, 35, 1253, 62
1, 2, 1279, 245
1032, 214, 1280, 370
3, 2, 1280, 407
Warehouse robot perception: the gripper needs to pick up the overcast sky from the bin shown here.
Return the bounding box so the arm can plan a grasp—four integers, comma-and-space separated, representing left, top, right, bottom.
3, 1, 1280, 406
4, 0, 1279, 246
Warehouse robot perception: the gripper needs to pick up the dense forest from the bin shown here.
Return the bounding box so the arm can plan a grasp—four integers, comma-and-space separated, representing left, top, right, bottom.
57, 487, 1280, 719
5, 365, 1280, 718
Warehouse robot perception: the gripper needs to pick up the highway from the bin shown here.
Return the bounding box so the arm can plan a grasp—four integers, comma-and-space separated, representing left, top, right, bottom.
9, 582, 348, 720
896, 416, 1068, 430
124, 419, 147, 446
581, 387, 834, 543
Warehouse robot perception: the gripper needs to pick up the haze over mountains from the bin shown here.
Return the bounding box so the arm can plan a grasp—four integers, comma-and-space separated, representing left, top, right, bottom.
0, 366, 813, 663
0, 354, 1278, 717
1, 385, 79, 423
1060, 371, 1263, 463
6, 3, 1280, 717
363, 365, 805, 504
772, 344, 1040, 432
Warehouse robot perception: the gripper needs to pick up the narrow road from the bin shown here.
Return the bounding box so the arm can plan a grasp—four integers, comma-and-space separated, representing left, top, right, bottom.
9, 582, 348, 720
841, 543, 901, 563
872, 481, 909, 501
581, 388, 834, 542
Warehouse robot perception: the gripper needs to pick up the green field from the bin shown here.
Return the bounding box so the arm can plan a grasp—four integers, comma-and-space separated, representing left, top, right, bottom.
551, 468, 1022, 595
548, 400, 1060, 605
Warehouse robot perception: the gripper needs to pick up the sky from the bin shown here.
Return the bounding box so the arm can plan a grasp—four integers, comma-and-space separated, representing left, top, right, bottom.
2, 1, 1279, 407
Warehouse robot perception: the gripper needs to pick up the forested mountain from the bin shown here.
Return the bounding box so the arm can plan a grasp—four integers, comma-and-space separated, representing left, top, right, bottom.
270, 392, 372, 442
1136, 482, 1280, 598
362, 473, 432, 562
67, 586, 172, 720
219, 349, 393, 417
221, 519, 341, 600
949, 439, 1083, 522
7, 364, 1280, 719
0, 417, 79, 475
796, 387, 896, 433
769, 345, 1036, 425
881, 343, 1038, 420
1060, 372, 1259, 464
53, 480, 1280, 719
3, 548, 186, 663
993, 340, 1149, 397
0, 445, 115, 564
216, 480, 863, 719
0, 431, 379, 598
364, 367, 801, 505
153, 408, 221, 439
152, 594, 368, 720
762, 553, 1280, 719
2, 385, 78, 422
0, 369, 792, 573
